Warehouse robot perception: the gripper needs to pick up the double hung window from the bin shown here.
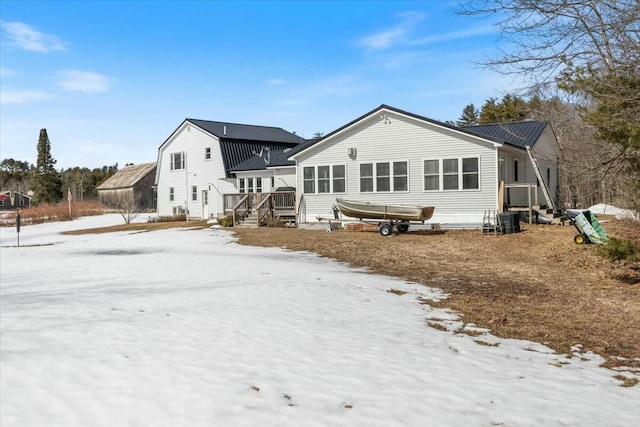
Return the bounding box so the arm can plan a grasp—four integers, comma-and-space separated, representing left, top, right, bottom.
423, 157, 479, 191
303, 165, 346, 194
359, 161, 408, 192
170, 152, 185, 170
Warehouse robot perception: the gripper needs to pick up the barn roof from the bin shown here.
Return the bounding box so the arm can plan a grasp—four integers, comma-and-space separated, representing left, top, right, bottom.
97, 162, 157, 190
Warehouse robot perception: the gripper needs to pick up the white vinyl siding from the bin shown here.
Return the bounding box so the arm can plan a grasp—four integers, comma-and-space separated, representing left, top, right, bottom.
295, 111, 500, 224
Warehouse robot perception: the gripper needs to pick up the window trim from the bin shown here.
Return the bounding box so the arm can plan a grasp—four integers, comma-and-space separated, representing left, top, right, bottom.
423, 159, 440, 192
169, 187, 175, 202
170, 151, 185, 171
303, 164, 347, 194
191, 185, 198, 201
204, 147, 211, 161
358, 160, 409, 193
422, 157, 481, 192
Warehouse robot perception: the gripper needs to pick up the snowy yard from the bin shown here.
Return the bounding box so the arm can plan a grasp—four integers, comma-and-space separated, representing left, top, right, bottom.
1, 215, 638, 427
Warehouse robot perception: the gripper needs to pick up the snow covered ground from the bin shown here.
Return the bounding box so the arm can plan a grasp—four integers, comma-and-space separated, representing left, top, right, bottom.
1, 215, 639, 427
588, 203, 639, 220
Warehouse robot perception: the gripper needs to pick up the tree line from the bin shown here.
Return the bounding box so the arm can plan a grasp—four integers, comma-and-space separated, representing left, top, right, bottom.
1, 129, 119, 204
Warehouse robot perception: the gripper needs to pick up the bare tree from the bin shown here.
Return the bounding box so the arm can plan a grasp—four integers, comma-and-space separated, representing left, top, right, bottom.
109, 192, 141, 224
455, 1, 639, 87
456, 0, 640, 209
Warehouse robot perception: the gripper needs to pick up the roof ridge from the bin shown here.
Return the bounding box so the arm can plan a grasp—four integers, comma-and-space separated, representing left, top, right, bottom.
186, 118, 288, 131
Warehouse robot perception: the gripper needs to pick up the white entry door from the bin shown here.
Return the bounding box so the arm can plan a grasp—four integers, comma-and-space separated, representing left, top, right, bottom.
202, 190, 209, 219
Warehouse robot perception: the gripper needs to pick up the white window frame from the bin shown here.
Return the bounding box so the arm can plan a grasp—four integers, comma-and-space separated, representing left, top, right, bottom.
170, 152, 185, 171
169, 187, 174, 202
423, 159, 440, 192
462, 157, 479, 190
191, 185, 198, 201
256, 177, 262, 193
332, 165, 346, 194
239, 178, 246, 193
205, 147, 211, 161
422, 157, 480, 191
317, 166, 331, 193
303, 164, 347, 194
359, 161, 408, 193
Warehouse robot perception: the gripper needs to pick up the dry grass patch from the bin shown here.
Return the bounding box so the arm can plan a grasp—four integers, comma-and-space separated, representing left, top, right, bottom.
62, 220, 209, 235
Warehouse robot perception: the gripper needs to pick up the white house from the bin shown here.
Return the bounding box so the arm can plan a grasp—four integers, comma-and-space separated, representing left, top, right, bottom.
290, 105, 561, 226
155, 119, 304, 219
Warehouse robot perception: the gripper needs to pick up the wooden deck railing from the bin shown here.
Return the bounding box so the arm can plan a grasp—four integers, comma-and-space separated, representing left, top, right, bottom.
223, 191, 296, 225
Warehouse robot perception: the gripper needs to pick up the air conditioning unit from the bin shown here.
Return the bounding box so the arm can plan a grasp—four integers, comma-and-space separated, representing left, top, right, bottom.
348, 147, 357, 157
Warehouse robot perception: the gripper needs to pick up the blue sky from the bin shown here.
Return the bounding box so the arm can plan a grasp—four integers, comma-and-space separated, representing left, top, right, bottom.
0, 0, 517, 170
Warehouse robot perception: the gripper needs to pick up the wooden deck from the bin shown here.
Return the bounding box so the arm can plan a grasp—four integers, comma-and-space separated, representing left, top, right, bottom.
223, 191, 296, 226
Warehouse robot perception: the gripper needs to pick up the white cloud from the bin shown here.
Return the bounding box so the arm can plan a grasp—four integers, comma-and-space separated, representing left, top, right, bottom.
0, 21, 67, 53
57, 70, 113, 93
357, 11, 426, 50
0, 89, 51, 105
411, 26, 496, 46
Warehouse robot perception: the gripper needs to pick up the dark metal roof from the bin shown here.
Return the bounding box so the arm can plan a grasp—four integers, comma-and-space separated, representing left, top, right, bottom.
96, 163, 157, 190
220, 140, 299, 177
229, 139, 319, 172
186, 119, 304, 144
461, 121, 548, 149
182, 119, 304, 178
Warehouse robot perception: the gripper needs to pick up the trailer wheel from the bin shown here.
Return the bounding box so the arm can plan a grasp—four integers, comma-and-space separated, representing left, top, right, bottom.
574, 234, 585, 244
380, 224, 393, 236
397, 223, 409, 233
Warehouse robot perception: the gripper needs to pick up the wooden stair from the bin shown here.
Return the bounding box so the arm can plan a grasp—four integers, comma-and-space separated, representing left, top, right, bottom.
236, 212, 259, 228
532, 205, 565, 224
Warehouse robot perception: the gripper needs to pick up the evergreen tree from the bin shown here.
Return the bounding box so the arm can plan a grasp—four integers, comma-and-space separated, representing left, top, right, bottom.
478, 95, 530, 124
0, 158, 32, 193
32, 128, 62, 204
457, 103, 479, 126
478, 97, 500, 123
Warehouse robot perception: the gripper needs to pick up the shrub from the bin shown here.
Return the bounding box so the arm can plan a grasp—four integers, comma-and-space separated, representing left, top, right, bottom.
597, 237, 640, 262
218, 216, 234, 227
261, 214, 283, 228
6, 201, 106, 225
155, 214, 186, 222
